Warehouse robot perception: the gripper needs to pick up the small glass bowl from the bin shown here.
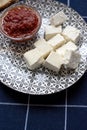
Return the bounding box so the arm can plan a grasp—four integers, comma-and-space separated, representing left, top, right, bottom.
0, 2, 42, 42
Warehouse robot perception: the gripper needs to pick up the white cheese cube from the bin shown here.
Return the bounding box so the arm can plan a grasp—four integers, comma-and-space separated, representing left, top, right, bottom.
34, 38, 47, 47
24, 48, 44, 70
64, 50, 81, 69
62, 26, 80, 43
44, 25, 62, 40
50, 11, 67, 26
56, 41, 77, 56
47, 34, 66, 49
34, 38, 53, 58
43, 51, 64, 72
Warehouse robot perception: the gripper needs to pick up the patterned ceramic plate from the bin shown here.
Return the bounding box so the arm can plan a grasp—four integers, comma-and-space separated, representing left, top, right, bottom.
0, 0, 87, 95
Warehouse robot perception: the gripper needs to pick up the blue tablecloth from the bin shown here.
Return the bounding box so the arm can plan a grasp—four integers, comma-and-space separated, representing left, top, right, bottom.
0, 0, 87, 130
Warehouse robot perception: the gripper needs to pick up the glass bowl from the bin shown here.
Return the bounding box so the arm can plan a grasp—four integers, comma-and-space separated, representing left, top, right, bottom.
0, 2, 42, 42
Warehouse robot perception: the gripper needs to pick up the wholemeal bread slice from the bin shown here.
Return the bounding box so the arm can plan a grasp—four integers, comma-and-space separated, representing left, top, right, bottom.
0, 0, 19, 10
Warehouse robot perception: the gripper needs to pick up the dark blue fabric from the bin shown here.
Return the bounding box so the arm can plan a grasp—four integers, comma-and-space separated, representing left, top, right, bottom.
70, 0, 87, 16
0, 105, 27, 130
67, 72, 87, 105
67, 107, 87, 130
0, 82, 28, 103
28, 106, 65, 130
0, 0, 87, 130
30, 90, 66, 105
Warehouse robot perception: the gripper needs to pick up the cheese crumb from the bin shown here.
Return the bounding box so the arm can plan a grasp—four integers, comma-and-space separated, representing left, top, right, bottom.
43, 51, 64, 72
24, 48, 44, 70
64, 50, 81, 69
34, 38, 53, 58
62, 26, 80, 43
50, 11, 67, 26
34, 38, 47, 47
56, 41, 77, 56
47, 34, 66, 49
44, 25, 62, 40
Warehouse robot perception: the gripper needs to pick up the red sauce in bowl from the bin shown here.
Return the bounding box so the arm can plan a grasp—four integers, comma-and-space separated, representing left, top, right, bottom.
2, 5, 40, 38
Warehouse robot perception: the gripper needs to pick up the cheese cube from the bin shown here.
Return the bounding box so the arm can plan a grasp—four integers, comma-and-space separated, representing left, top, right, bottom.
56, 41, 77, 56
44, 25, 62, 40
62, 26, 80, 43
47, 34, 66, 49
50, 11, 67, 26
64, 50, 81, 69
43, 51, 64, 72
34, 38, 47, 47
24, 48, 44, 70
34, 38, 53, 58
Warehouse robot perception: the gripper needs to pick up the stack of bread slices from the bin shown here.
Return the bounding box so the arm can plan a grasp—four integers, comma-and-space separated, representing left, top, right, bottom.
0, 0, 18, 10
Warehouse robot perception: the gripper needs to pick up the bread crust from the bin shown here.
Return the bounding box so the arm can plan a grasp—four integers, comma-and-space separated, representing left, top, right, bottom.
0, 0, 19, 10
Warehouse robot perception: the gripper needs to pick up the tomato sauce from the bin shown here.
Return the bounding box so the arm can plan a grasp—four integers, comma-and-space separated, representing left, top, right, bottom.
3, 6, 39, 38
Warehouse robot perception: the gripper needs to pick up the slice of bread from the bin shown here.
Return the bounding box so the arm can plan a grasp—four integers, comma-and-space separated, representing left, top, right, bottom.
0, 0, 19, 10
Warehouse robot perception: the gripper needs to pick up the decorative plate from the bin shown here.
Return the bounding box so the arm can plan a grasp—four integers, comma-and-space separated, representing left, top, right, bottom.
0, 0, 87, 95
